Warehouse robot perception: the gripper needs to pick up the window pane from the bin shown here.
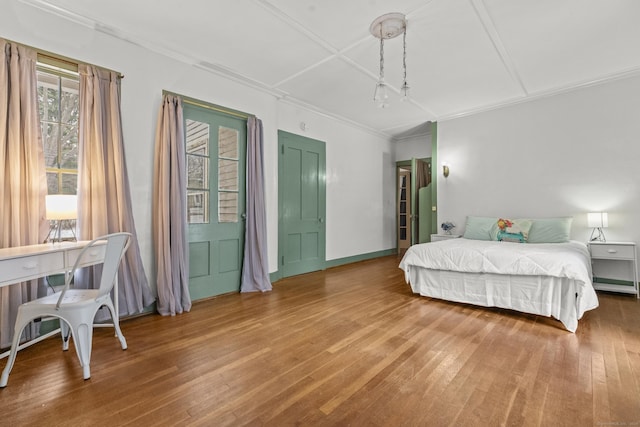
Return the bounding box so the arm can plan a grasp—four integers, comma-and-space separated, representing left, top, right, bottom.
46, 172, 59, 194
187, 190, 209, 224
218, 159, 238, 191
43, 123, 60, 168
61, 78, 79, 126
187, 154, 208, 190
61, 124, 78, 169
61, 173, 77, 194
218, 192, 238, 223
37, 71, 60, 122
218, 126, 238, 159
186, 119, 209, 156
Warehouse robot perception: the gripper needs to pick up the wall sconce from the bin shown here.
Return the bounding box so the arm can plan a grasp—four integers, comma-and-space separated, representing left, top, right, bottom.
587, 212, 608, 242
45, 194, 78, 243
442, 163, 450, 178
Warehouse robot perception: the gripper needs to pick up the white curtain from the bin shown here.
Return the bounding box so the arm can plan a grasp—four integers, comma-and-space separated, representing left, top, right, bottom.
152, 94, 191, 315
77, 64, 155, 316
0, 40, 48, 348
241, 116, 271, 292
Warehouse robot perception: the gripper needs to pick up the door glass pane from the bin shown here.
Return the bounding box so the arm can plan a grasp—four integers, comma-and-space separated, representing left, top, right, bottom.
219, 192, 238, 223
218, 126, 239, 222
186, 119, 210, 224
187, 190, 209, 223
186, 119, 209, 155
187, 155, 207, 189
218, 159, 238, 191
218, 127, 238, 159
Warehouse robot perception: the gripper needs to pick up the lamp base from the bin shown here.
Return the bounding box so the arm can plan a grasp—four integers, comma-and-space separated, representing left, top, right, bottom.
46, 220, 77, 243
590, 227, 606, 242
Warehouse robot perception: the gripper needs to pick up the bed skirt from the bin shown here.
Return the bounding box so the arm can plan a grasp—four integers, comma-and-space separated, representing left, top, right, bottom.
405, 267, 592, 332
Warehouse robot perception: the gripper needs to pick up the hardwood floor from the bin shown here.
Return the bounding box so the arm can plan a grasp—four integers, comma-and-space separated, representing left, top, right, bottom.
1, 255, 639, 426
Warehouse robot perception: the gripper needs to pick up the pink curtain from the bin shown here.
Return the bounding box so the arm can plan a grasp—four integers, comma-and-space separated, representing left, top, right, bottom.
0, 39, 48, 347
152, 94, 191, 315
77, 64, 155, 316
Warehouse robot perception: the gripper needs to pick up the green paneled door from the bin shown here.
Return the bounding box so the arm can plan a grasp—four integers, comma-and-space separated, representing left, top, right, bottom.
411, 157, 432, 244
183, 102, 247, 299
278, 130, 326, 278
418, 185, 432, 243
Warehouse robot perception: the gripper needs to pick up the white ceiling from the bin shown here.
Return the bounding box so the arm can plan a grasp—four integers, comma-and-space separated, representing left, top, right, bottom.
22, 0, 640, 139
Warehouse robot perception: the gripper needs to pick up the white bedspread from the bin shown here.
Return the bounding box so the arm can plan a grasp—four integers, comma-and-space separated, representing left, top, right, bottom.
399, 238, 599, 332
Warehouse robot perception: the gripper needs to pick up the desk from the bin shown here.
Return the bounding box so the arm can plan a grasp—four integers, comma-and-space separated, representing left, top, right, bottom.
0, 240, 116, 358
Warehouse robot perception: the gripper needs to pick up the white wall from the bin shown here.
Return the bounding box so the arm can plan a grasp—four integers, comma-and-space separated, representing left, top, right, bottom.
394, 133, 432, 162
437, 74, 640, 249
2, 1, 396, 292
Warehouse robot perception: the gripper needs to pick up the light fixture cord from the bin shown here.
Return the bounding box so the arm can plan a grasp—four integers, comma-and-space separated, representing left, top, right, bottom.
402, 24, 408, 85
379, 27, 385, 81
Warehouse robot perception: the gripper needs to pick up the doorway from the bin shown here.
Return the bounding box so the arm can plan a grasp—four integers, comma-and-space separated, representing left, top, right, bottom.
396, 158, 432, 251
397, 167, 411, 253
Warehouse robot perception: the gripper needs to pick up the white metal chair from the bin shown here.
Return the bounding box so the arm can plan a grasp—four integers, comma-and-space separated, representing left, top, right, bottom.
0, 232, 131, 387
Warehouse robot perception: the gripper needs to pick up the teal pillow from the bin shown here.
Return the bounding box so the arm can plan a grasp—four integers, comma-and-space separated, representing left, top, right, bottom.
462, 216, 498, 241
527, 217, 573, 243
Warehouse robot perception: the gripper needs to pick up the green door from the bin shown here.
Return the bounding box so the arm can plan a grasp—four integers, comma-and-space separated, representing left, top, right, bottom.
183, 103, 246, 299
278, 130, 326, 278
411, 157, 432, 244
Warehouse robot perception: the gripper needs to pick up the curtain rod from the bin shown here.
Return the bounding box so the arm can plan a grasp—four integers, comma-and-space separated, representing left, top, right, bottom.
1, 37, 124, 79
163, 90, 253, 120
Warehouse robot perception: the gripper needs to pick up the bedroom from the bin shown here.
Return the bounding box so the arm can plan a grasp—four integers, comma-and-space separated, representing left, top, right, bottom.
1, 0, 639, 424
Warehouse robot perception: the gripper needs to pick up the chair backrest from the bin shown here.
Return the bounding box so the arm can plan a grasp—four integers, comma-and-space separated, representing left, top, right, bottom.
57, 232, 132, 308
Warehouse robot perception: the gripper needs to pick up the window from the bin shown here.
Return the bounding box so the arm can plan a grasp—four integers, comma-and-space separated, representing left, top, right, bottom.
37, 64, 79, 195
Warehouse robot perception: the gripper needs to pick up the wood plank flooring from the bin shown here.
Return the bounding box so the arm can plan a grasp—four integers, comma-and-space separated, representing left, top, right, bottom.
1, 255, 639, 426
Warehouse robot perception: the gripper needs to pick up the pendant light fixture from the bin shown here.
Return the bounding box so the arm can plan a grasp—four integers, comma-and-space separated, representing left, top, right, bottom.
370, 13, 408, 107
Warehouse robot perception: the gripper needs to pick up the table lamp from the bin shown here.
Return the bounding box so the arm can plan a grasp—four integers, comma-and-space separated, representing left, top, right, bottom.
45, 194, 78, 243
587, 212, 608, 242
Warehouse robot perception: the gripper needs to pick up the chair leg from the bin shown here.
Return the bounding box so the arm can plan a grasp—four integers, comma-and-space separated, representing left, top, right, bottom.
68, 320, 94, 380
0, 314, 33, 387
60, 318, 71, 351
104, 299, 127, 350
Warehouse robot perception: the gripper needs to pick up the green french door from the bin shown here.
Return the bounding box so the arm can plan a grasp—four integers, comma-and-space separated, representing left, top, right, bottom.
278, 130, 326, 278
183, 102, 246, 299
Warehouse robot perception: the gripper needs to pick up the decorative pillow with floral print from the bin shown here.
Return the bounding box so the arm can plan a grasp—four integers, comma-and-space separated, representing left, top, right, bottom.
496, 218, 532, 243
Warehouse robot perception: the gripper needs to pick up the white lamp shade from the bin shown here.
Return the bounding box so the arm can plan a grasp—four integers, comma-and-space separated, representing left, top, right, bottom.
587, 212, 608, 228
46, 195, 78, 220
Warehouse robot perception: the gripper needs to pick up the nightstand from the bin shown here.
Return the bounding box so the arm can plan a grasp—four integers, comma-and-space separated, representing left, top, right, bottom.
431, 234, 461, 242
588, 241, 639, 298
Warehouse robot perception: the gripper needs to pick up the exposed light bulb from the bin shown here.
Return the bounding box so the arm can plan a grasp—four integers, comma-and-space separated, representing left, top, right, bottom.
400, 81, 410, 101
373, 80, 389, 108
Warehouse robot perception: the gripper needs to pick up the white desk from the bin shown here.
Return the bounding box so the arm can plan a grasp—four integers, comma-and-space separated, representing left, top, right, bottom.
0, 240, 115, 358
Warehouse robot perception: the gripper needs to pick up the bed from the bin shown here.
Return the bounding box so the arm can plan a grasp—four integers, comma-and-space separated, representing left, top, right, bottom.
399, 217, 599, 332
